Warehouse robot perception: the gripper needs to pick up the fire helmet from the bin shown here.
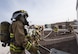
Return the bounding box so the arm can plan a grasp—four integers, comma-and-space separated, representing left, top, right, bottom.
34, 25, 39, 29
11, 10, 29, 20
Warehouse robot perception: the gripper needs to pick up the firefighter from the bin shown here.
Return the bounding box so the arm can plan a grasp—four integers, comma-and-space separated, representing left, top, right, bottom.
31, 25, 42, 54
53, 25, 58, 36
39, 26, 44, 36
34, 25, 41, 40
10, 10, 37, 54
68, 24, 74, 33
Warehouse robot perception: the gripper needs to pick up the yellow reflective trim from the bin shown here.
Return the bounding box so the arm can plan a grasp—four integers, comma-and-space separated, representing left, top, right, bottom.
53, 27, 58, 32
26, 42, 30, 49
26, 42, 32, 50
10, 48, 22, 52
10, 33, 14, 36
10, 35, 14, 38
10, 33, 14, 38
27, 43, 32, 50
10, 44, 21, 49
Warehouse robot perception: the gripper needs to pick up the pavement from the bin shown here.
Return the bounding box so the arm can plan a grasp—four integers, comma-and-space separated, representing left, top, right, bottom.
0, 41, 10, 54
40, 33, 76, 46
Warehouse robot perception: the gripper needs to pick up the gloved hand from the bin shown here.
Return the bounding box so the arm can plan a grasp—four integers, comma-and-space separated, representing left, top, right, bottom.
25, 41, 38, 53
29, 43, 38, 54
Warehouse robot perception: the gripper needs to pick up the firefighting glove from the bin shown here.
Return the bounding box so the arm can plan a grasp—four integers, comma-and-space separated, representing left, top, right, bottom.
29, 43, 38, 54
25, 41, 32, 50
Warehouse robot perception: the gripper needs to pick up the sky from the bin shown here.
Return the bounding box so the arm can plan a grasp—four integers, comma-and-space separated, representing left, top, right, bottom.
0, 0, 77, 25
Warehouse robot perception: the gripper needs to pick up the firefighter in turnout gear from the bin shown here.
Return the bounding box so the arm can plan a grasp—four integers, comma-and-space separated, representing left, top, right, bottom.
26, 25, 43, 54
53, 25, 58, 36
10, 10, 37, 54
31, 25, 42, 54
32, 25, 41, 45
26, 25, 42, 54
68, 24, 74, 33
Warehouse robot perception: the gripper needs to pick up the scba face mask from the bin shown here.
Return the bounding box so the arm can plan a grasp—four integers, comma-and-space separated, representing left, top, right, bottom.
20, 17, 29, 26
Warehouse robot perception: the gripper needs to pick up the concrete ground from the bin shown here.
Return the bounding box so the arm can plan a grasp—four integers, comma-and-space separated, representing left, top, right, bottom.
39, 32, 78, 54
0, 41, 10, 54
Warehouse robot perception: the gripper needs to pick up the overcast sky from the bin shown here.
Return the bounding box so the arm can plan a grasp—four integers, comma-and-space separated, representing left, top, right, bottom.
0, 0, 77, 25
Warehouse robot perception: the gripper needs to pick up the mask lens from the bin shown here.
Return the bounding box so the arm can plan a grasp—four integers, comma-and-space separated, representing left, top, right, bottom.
24, 15, 28, 19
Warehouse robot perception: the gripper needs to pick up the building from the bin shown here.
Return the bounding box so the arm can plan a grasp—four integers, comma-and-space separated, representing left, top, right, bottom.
44, 20, 77, 29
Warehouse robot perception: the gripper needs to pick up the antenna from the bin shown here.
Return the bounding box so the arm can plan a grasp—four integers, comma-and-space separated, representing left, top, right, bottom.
68, 18, 69, 22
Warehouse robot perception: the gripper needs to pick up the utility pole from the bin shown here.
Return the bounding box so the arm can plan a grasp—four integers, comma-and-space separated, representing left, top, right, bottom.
75, 0, 78, 45
76, 0, 78, 26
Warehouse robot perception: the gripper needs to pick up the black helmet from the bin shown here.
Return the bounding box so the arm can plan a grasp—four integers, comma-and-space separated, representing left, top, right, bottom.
11, 10, 28, 20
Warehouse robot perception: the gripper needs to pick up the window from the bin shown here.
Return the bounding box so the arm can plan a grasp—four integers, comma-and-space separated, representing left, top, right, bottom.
45, 24, 48, 28
58, 25, 62, 29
